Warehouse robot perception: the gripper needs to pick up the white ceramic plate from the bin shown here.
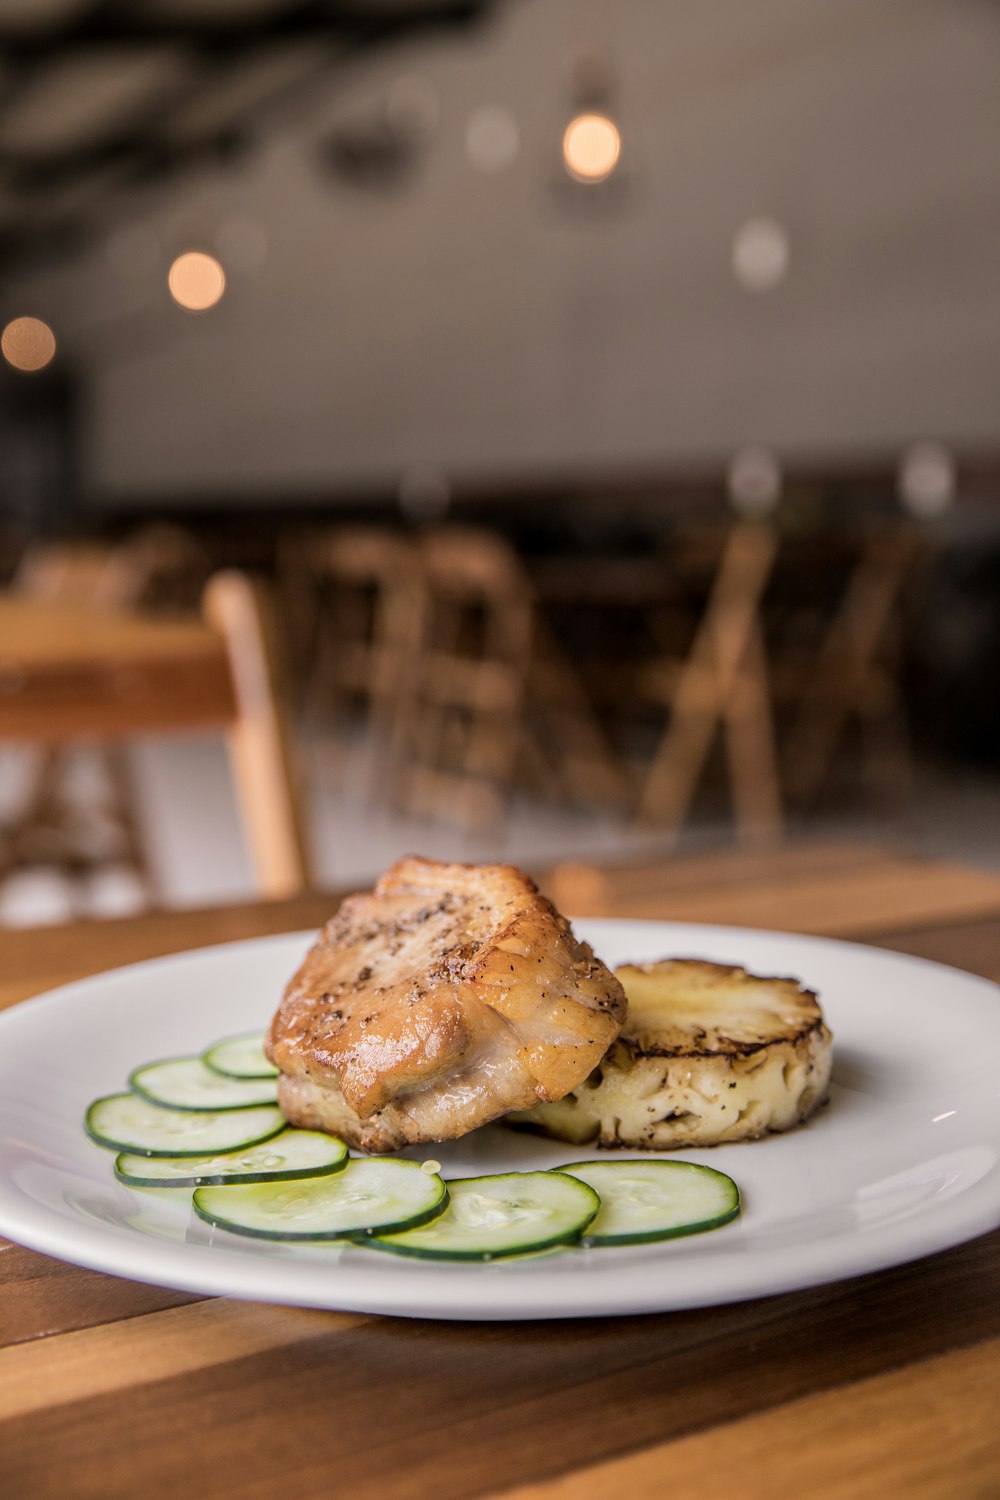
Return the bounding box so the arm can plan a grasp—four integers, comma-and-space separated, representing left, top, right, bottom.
1, 920, 998, 1321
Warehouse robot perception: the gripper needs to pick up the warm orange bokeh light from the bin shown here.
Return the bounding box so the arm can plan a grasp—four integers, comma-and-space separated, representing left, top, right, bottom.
2, 316, 56, 372
562, 112, 621, 183
168, 251, 226, 312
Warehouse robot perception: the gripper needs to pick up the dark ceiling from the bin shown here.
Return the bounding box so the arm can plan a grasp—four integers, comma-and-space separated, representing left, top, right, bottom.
0, 0, 496, 269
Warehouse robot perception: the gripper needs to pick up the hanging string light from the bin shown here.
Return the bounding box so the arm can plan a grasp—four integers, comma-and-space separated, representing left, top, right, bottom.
562, 112, 621, 182
168, 251, 226, 312
1, 316, 56, 372
551, 47, 629, 205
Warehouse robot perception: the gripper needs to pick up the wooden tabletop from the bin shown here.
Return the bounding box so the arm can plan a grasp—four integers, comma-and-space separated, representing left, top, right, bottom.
0, 594, 235, 742
2, 841, 999, 1499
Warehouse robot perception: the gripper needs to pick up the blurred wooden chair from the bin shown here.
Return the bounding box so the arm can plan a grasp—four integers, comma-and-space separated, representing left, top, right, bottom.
635, 523, 784, 845
0, 564, 311, 913
388, 528, 530, 828
777, 524, 920, 813
390, 528, 629, 830
14, 525, 210, 614
291, 526, 425, 790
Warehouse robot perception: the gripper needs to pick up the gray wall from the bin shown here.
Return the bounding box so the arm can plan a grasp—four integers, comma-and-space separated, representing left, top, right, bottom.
12, 0, 1000, 501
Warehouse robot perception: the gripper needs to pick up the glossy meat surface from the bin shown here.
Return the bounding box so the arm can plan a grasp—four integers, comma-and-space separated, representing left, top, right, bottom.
266, 857, 626, 1151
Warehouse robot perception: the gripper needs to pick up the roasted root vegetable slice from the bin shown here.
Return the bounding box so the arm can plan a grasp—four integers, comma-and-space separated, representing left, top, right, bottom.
511, 958, 832, 1149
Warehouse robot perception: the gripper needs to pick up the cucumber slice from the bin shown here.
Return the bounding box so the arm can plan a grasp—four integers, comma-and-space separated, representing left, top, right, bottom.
193, 1159, 447, 1241
553, 1159, 740, 1245
129, 1056, 278, 1111
367, 1171, 599, 1261
202, 1032, 278, 1081
114, 1128, 348, 1188
86, 1094, 286, 1157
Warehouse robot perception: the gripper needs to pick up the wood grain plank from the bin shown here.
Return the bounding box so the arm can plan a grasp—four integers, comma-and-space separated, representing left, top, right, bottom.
0, 846, 997, 1500
549, 839, 890, 900
0, 1242, 203, 1347
869, 915, 1000, 984
551, 857, 1000, 936
3, 849, 996, 1013
0, 1297, 365, 1420
2, 1231, 998, 1500
0, 598, 227, 668
0, 891, 339, 1011
484, 1336, 1000, 1500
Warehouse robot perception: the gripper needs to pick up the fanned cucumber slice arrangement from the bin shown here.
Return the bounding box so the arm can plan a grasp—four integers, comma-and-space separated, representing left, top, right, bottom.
86, 1033, 744, 1260
202, 1033, 278, 1081
553, 1159, 740, 1245
368, 1171, 600, 1261
114, 1128, 348, 1188
86, 1094, 286, 1157
129, 1056, 279, 1111
193, 1158, 447, 1241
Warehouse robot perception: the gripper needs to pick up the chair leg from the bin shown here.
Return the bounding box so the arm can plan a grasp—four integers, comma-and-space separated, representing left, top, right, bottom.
0, 744, 161, 909
859, 675, 914, 821
637, 525, 779, 840
0, 747, 66, 887
103, 746, 161, 907
722, 627, 784, 846
528, 625, 633, 810
784, 530, 917, 809
636, 678, 720, 838
203, 571, 313, 900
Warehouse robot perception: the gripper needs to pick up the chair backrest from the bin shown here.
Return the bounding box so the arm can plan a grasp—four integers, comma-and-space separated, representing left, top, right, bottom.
15, 542, 121, 605
417, 527, 534, 664
294, 527, 425, 727
15, 527, 209, 612
321, 528, 426, 655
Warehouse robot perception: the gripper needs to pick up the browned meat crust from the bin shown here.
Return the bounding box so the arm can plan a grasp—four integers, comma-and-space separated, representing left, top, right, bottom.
266, 856, 626, 1151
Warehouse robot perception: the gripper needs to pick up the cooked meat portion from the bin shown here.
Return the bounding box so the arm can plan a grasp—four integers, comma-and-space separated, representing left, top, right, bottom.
266, 857, 626, 1151
509, 958, 833, 1149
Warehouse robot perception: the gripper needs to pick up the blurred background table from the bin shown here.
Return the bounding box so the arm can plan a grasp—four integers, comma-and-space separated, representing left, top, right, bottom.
1, 840, 999, 1499
0, 579, 311, 903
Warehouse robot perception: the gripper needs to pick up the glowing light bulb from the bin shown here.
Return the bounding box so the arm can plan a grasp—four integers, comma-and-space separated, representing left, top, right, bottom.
168, 251, 225, 312
1, 316, 56, 372
562, 112, 621, 183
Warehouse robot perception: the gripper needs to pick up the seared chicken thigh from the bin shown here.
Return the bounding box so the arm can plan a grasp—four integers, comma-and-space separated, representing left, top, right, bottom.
266, 857, 626, 1151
